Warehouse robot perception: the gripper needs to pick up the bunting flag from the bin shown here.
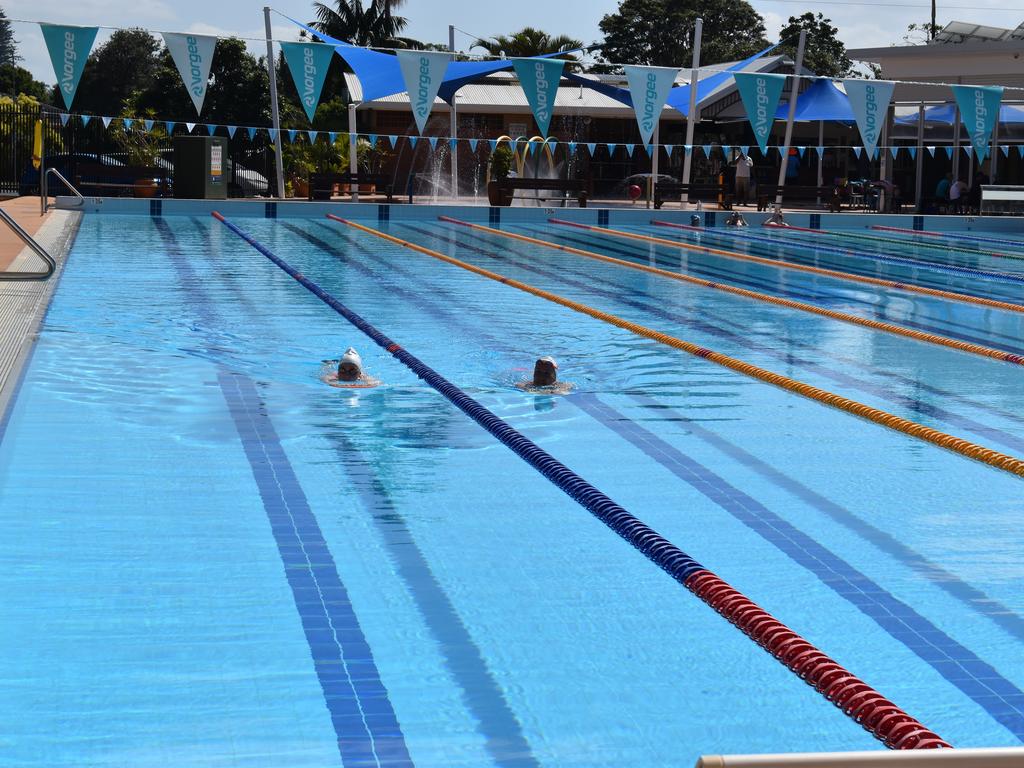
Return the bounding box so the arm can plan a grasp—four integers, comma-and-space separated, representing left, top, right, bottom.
951, 84, 1003, 161
734, 72, 786, 154
329, 131, 338, 144
607, 143, 617, 156
816, 145, 824, 157
247, 126, 258, 140
428, 136, 438, 150
40, 24, 99, 110
644, 144, 653, 156
388, 134, 398, 148
943, 146, 953, 159
843, 80, 895, 158
165, 121, 176, 134
908, 147, 917, 160
287, 129, 297, 143
683, 144, 692, 154
701, 144, 712, 158
796, 146, 806, 158
227, 125, 237, 139
307, 130, 317, 143
586, 142, 596, 156
625, 143, 635, 157
664, 144, 674, 159
81, 115, 91, 126
889, 146, 898, 158
185, 122, 196, 133
853, 147, 863, 159
123, 118, 133, 130
468, 138, 478, 152
206, 124, 217, 136
488, 139, 497, 152
59, 113, 70, 126
144, 119, 155, 132
926, 146, 935, 157
568, 141, 577, 155
162, 33, 218, 116
396, 50, 451, 134
740, 145, 750, 156
622, 64, 679, 145
368, 133, 377, 147
512, 58, 565, 137
268, 128, 278, 143
548, 139, 558, 153
527, 142, 537, 155
1001, 145, 1010, 157
449, 138, 457, 151
1018, 145, 1024, 158
280, 41, 336, 123
409, 136, 419, 149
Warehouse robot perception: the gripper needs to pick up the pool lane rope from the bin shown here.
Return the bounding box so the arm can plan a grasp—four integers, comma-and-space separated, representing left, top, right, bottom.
870, 225, 1024, 257
212, 211, 950, 750
759, 223, 1024, 284
784, 223, 1018, 262
644, 220, 1024, 314
329, 214, 1024, 481
439, 216, 1024, 368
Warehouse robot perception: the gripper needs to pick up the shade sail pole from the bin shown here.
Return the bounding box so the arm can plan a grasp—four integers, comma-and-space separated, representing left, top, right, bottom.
680, 18, 702, 206
775, 29, 806, 206
264, 6, 286, 199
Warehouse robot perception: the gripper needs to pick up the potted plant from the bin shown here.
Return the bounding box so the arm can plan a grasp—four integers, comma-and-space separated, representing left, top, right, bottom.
283, 140, 316, 198
112, 107, 167, 198
487, 145, 515, 206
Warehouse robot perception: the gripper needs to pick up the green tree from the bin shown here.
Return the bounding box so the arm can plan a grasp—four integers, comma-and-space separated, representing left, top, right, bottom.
310, 0, 410, 48
74, 29, 162, 116
903, 22, 941, 44
0, 63, 49, 100
0, 8, 19, 67
471, 27, 583, 60
132, 38, 270, 126
778, 12, 852, 78
597, 0, 768, 69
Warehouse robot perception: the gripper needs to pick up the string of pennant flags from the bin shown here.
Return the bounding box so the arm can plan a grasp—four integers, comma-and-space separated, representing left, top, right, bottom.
37, 20, 1009, 163
44, 109, 1021, 161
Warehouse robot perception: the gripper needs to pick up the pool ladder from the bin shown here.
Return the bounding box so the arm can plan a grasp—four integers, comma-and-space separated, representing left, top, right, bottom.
0, 206, 56, 281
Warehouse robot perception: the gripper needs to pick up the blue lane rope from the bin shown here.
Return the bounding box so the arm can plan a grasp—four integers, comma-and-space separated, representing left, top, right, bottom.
210, 212, 704, 582
679, 225, 1024, 286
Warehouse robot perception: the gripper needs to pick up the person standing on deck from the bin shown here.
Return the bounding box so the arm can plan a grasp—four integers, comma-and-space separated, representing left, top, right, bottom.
732, 151, 754, 206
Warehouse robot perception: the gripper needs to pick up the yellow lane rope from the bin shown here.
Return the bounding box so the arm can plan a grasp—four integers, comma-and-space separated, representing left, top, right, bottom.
436, 216, 1024, 368
327, 215, 1024, 479
545, 218, 1024, 315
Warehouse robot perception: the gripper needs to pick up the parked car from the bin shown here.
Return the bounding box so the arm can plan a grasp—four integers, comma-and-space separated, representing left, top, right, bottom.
19, 152, 124, 195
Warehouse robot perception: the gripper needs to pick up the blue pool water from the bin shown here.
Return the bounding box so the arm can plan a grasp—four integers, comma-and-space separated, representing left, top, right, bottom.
1, 211, 1023, 766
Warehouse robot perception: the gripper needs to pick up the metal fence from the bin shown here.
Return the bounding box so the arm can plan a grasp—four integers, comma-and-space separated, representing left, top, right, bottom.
0, 105, 279, 198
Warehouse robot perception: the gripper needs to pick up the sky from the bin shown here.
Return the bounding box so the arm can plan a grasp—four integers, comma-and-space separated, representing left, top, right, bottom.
6, 0, 1024, 86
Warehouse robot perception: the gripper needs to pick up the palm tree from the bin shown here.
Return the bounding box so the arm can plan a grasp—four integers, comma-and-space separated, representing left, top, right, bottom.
311, 0, 413, 48
472, 27, 584, 61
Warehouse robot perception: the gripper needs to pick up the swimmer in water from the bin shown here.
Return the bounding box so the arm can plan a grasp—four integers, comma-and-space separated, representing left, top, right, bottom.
516, 356, 573, 394
324, 347, 380, 388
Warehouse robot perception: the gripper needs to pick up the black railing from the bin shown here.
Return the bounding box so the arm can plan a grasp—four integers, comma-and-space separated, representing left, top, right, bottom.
0, 105, 280, 198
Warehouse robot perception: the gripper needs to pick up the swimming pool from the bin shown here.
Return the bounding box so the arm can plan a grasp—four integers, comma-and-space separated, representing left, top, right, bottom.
2, 207, 1023, 766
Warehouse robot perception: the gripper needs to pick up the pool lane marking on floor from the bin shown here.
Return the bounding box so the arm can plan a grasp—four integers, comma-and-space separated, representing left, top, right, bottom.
871, 225, 1024, 253
408, 222, 1024, 456
541, 225, 1024, 353
154, 218, 414, 768
214, 211, 949, 750
773, 222, 1020, 262
545, 219, 1024, 314
224, 221, 543, 768
573, 392, 1024, 742
437, 217, 1024, 367
307, 217, 1024, 647
331, 215, 1024, 480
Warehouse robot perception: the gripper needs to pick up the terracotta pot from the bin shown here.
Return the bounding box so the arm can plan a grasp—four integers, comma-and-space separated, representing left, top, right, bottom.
134, 178, 158, 198
487, 180, 513, 207
294, 179, 310, 198
358, 183, 376, 194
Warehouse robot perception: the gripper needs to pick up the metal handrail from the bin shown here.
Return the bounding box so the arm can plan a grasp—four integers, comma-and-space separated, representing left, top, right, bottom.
0, 207, 56, 281
695, 747, 1024, 767
42, 168, 84, 213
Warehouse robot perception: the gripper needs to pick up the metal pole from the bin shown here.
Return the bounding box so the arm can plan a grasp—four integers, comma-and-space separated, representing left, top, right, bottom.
680, 18, 702, 205
349, 101, 359, 202
648, 121, 660, 209
816, 120, 824, 187
775, 28, 806, 205
40, 115, 47, 214
264, 7, 287, 200
952, 105, 961, 183
915, 103, 925, 211
449, 27, 458, 201
990, 116, 1000, 182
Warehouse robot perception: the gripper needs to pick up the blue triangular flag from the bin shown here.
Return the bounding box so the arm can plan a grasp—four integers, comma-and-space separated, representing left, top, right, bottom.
227, 125, 237, 138
468, 138, 478, 152
328, 131, 338, 143
428, 136, 438, 150
268, 128, 278, 142
287, 129, 297, 143
548, 139, 558, 154
853, 147, 863, 159
144, 119, 154, 132
926, 146, 935, 157
701, 144, 712, 158
664, 144, 674, 159
872, 148, 880, 160
585, 142, 596, 156
796, 146, 806, 158
307, 130, 317, 143
908, 147, 916, 160
644, 144, 653, 157
101, 116, 112, 129
740, 145, 750, 156
625, 143, 635, 157
247, 127, 257, 140
165, 121, 175, 134
123, 118, 133, 130
449, 138, 457, 151
607, 143, 617, 156
527, 142, 537, 155
185, 122, 196, 133
389, 135, 398, 148
1001, 145, 1010, 157
1017, 145, 1024, 158
81, 115, 91, 126
889, 146, 898, 158
568, 141, 577, 155
488, 139, 497, 152
684, 144, 692, 154
368, 133, 378, 147
944, 146, 953, 159
410, 136, 419, 149
59, 113, 70, 126
206, 124, 217, 136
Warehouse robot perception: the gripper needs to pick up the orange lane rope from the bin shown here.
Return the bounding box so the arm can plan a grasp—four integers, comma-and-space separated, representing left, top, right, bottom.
436, 216, 1024, 368
546, 218, 1024, 315
327, 214, 1024, 480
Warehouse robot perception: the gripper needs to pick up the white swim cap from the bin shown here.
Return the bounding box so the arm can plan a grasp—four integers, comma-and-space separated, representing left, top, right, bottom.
340, 347, 362, 370
537, 356, 557, 368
